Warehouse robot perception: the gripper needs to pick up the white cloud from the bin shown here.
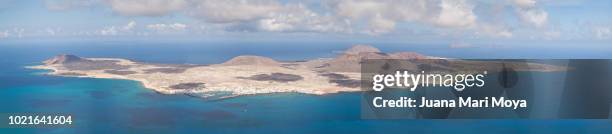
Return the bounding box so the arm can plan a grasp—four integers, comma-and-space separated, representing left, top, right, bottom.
146, 23, 187, 32
0, 28, 27, 38
256, 4, 350, 33
331, 0, 431, 34
364, 14, 395, 35
516, 8, 548, 27
0, 30, 9, 38
593, 26, 611, 39
32, 0, 563, 39
333, 0, 434, 21
124, 20, 136, 30
190, 0, 280, 23
258, 18, 294, 32
436, 0, 476, 28
99, 26, 118, 36
189, 0, 349, 33
498, 30, 513, 38
12, 28, 24, 38
543, 30, 561, 39
512, 0, 536, 8
45, 28, 57, 36
511, 0, 548, 28
72, 31, 95, 36
476, 23, 513, 38
329, 0, 477, 34
108, 0, 186, 16
98, 21, 137, 36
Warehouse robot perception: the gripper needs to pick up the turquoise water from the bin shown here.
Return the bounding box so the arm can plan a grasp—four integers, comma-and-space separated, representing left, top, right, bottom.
1, 41, 611, 133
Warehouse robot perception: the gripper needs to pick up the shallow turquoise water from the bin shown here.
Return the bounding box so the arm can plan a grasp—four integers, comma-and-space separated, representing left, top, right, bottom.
1, 41, 611, 133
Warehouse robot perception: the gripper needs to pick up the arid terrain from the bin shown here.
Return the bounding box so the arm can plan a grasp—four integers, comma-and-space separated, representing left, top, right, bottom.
28, 45, 565, 98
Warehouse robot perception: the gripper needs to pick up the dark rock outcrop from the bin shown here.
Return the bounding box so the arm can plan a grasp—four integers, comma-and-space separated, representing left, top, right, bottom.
319, 73, 360, 88
238, 73, 303, 82
104, 70, 137, 75
169, 83, 206, 90
319, 73, 350, 80
57, 72, 86, 76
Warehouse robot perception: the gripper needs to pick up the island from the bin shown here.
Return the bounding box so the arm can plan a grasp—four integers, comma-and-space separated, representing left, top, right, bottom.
27, 45, 566, 99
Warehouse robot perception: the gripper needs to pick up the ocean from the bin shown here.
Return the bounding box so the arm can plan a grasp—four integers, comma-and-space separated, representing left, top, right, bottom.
0, 41, 611, 134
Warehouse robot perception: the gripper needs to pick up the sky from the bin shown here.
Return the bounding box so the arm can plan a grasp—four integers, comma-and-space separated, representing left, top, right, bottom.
0, 0, 610, 45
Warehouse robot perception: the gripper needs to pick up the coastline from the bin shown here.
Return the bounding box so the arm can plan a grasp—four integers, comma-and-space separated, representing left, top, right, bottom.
27, 64, 174, 95
26, 57, 364, 98
27, 45, 567, 99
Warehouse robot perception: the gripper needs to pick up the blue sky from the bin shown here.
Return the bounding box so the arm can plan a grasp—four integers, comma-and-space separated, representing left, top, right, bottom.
0, 0, 610, 45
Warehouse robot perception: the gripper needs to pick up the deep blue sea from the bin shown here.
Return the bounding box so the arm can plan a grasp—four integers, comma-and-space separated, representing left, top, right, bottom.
1, 41, 611, 134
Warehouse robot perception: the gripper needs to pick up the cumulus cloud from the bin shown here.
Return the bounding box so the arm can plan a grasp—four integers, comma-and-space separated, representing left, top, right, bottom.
99, 27, 118, 36
436, 0, 477, 28
476, 23, 513, 38
0, 27, 26, 38
146, 23, 187, 32
108, 0, 186, 16
62, 0, 469, 34
0, 28, 26, 38
511, 0, 548, 28
34, 0, 559, 39
332, 0, 432, 21
543, 30, 561, 39
516, 8, 548, 27
365, 14, 396, 35
189, 0, 350, 33
330, 0, 431, 34
12, 28, 24, 38
189, 0, 280, 23
45, 28, 57, 36
513, 0, 536, 7
0, 30, 9, 38
124, 20, 136, 30
593, 26, 611, 39
328, 0, 477, 34
98, 20, 137, 36
256, 4, 350, 33
497, 30, 513, 38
